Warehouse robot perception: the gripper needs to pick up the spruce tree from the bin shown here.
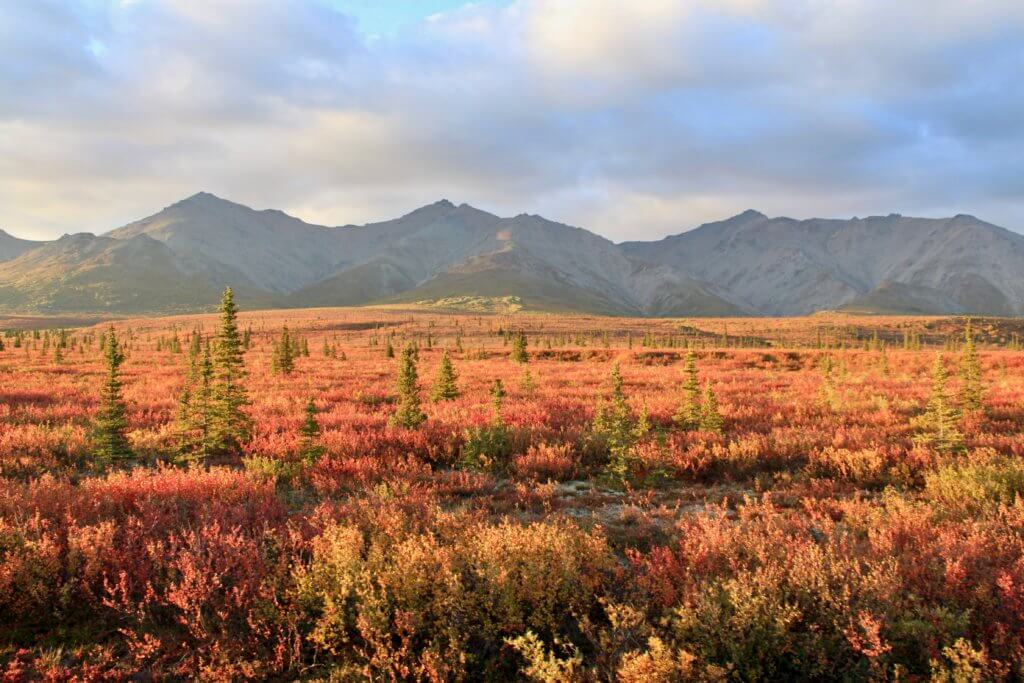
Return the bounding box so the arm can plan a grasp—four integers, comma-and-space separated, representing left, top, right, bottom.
593, 363, 637, 482
272, 326, 295, 375
699, 381, 724, 434
189, 328, 202, 361
196, 342, 214, 457
430, 349, 460, 402
391, 343, 426, 429
298, 398, 324, 465
510, 330, 529, 364
174, 386, 196, 461
915, 354, 964, 452
490, 378, 506, 424
520, 367, 535, 396
959, 318, 984, 413
673, 349, 701, 429
93, 326, 132, 462
207, 287, 251, 456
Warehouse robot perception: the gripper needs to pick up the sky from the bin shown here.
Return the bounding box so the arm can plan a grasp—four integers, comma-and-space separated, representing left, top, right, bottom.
2, 1, 1023, 242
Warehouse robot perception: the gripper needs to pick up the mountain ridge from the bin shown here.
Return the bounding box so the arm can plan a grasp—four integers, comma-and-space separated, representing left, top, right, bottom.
0, 193, 1018, 316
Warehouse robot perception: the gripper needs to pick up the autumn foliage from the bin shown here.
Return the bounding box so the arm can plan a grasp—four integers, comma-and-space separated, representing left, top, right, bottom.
2, 308, 1024, 679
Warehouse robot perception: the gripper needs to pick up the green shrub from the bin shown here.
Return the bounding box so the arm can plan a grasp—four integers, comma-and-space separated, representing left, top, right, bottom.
924, 451, 1024, 516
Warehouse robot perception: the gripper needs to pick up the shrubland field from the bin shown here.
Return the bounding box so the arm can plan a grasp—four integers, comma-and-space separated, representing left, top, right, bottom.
3, 302, 1024, 680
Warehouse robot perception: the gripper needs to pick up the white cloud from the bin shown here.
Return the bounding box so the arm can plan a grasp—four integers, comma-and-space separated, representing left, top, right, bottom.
0, 0, 1023, 241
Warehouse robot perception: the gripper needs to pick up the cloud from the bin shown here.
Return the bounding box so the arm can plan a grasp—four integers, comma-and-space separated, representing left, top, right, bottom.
0, 0, 1022, 241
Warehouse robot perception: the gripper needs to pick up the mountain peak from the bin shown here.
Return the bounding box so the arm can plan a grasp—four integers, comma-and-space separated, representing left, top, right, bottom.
736, 209, 767, 220
398, 199, 460, 221
169, 191, 243, 212
184, 190, 221, 202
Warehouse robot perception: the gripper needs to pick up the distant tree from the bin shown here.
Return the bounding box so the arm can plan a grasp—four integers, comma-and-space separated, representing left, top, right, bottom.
490, 378, 506, 424
959, 318, 984, 413
819, 354, 837, 409
510, 330, 529, 364
298, 398, 324, 465
673, 349, 701, 429
206, 287, 251, 456
92, 326, 132, 462
519, 367, 535, 396
699, 381, 724, 434
430, 349, 460, 402
915, 354, 964, 452
391, 343, 426, 429
272, 326, 295, 375
385, 337, 395, 359
189, 327, 202, 361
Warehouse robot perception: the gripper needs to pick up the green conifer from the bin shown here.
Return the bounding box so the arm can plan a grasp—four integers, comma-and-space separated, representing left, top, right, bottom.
391, 343, 426, 429
699, 381, 724, 434
915, 354, 964, 452
510, 330, 529, 363
959, 318, 984, 413
207, 287, 251, 456
430, 349, 460, 402
520, 367, 535, 396
92, 326, 132, 462
298, 398, 324, 465
673, 349, 701, 429
490, 378, 506, 424
273, 326, 295, 375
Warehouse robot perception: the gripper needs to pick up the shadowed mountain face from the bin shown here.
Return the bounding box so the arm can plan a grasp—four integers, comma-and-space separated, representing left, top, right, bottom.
0, 229, 45, 261
0, 193, 1019, 316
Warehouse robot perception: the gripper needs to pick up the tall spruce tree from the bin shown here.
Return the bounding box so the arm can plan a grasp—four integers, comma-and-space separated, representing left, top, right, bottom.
93, 326, 132, 462
674, 349, 701, 429
174, 386, 196, 461
430, 349, 460, 402
207, 287, 251, 456
915, 354, 964, 452
196, 341, 214, 457
391, 343, 426, 428
959, 318, 984, 413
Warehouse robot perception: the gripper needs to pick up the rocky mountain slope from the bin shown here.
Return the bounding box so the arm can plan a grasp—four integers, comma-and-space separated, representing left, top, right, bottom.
0, 194, 741, 315
0, 193, 1020, 316
622, 211, 1024, 315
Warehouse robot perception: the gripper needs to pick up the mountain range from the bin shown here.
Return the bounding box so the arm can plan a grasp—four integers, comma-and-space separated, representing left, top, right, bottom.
0, 192, 1020, 317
